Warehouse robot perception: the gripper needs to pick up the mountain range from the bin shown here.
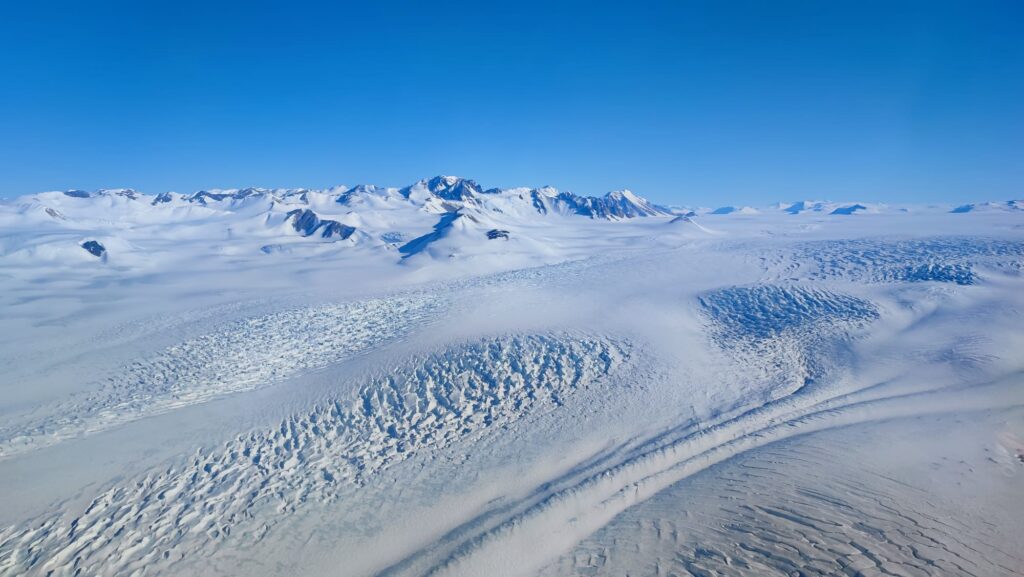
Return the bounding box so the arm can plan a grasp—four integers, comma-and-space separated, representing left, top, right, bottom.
0, 176, 1019, 265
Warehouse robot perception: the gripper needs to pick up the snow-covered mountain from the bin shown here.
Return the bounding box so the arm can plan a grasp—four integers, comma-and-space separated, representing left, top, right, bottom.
774, 200, 886, 215
3, 179, 1021, 269
0, 176, 675, 265
708, 205, 760, 215
950, 200, 1023, 213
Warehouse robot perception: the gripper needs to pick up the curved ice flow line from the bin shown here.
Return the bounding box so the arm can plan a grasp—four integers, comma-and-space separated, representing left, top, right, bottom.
0, 294, 446, 461
377, 371, 1024, 577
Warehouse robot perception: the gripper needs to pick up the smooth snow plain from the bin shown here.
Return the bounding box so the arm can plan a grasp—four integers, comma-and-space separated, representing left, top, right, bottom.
0, 185, 1022, 577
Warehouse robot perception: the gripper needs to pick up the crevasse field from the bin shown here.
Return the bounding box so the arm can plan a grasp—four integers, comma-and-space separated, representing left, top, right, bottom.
0, 177, 1022, 576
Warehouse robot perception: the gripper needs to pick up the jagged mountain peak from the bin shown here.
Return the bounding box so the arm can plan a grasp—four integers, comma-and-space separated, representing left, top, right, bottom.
402, 175, 484, 201
536, 189, 669, 220
3, 176, 677, 265
19, 177, 670, 222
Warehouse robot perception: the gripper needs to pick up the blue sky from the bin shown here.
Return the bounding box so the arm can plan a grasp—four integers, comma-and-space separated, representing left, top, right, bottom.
0, 1, 1021, 205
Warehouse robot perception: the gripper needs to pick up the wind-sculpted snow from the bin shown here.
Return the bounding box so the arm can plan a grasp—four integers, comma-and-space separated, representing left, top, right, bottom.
541, 424, 1021, 577
0, 333, 628, 577
0, 295, 444, 459
792, 237, 1024, 285
699, 285, 878, 397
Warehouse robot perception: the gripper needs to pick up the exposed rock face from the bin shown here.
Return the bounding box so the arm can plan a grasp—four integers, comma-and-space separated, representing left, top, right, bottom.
186, 188, 267, 204
317, 220, 357, 240
950, 200, 1023, 213
487, 229, 510, 240
286, 209, 356, 239
81, 240, 106, 258
399, 212, 462, 258
531, 188, 670, 219
831, 204, 868, 215
784, 200, 828, 214
113, 189, 140, 200
151, 192, 174, 204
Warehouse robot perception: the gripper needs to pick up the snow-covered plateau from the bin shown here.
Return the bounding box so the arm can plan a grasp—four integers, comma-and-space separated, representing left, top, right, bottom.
0, 177, 1022, 577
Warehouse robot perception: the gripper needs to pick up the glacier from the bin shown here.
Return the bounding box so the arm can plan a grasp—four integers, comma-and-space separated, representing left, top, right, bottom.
0, 177, 1022, 577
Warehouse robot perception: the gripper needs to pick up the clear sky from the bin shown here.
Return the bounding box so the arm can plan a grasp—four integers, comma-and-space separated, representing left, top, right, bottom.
0, 1, 1021, 205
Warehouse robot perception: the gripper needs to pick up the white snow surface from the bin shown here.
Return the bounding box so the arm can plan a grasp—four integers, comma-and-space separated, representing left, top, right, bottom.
0, 180, 1022, 577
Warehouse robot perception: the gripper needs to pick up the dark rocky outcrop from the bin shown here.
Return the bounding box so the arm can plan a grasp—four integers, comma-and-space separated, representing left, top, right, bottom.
533, 189, 669, 219
81, 240, 106, 258
831, 204, 868, 215
186, 188, 266, 204
286, 209, 356, 240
